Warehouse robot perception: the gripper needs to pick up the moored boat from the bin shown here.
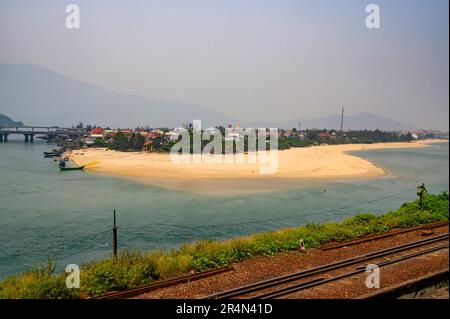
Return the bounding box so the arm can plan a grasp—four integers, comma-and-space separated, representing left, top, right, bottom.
43, 149, 64, 157
59, 165, 85, 171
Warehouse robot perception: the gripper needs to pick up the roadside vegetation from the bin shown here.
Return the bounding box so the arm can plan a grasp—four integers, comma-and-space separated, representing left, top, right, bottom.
1, 190, 448, 299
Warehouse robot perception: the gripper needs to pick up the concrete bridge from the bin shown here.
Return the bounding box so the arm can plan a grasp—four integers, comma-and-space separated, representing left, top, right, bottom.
0, 125, 87, 143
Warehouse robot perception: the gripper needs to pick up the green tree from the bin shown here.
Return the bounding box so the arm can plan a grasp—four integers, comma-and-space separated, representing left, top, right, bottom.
111, 132, 129, 151
93, 138, 107, 147
130, 133, 145, 150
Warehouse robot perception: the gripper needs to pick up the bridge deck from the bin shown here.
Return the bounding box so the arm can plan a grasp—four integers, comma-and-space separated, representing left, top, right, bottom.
0, 125, 85, 135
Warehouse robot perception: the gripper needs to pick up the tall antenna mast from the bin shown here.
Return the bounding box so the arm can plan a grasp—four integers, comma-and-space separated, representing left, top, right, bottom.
340, 106, 344, 132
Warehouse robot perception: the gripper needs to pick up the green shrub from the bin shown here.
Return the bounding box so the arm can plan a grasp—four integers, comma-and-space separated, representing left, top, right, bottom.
0, 259, 78, 299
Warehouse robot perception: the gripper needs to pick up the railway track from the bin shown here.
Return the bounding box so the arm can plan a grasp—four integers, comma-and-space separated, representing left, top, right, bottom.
204, 233, 449, 299
93, 266, 233, 299
321, 220, 449, 251
93, 223, 448, 299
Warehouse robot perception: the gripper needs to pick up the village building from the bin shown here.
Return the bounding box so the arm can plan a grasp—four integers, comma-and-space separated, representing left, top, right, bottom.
90, 127, 104, 138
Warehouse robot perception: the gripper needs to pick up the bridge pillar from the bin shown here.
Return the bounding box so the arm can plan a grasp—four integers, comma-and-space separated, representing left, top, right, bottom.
24, 134, 29, 143
0, 134, 3, 143
3, 134, 8, 143
30, 134, 34, 143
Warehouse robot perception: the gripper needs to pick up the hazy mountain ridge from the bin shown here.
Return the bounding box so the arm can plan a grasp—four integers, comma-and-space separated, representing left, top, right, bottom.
0, 64, 235, 128
1, 64, 416, 131
245, 112, 415, 131
0, 113, 23, 126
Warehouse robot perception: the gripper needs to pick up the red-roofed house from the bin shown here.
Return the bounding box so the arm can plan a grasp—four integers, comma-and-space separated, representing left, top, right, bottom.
90, 127, 104, 138
319, 131, 330, 139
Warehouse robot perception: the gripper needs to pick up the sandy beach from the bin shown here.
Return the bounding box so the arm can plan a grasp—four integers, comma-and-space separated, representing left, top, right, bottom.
68, 139, 445, 192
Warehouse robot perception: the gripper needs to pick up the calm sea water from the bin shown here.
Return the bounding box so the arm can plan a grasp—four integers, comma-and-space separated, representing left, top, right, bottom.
0, 136, 448, 279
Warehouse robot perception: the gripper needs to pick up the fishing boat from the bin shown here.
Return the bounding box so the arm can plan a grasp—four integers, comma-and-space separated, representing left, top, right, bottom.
59, 165, 85, 171
44, 152, 60, 156
43, 149, 64, 157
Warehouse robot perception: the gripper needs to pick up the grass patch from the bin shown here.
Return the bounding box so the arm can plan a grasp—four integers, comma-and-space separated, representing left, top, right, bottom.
1, 191, 448, 299
0, 258, 78, 299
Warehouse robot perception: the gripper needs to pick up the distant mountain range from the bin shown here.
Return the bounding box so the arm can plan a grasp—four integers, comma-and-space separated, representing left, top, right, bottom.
1, 63, 416, 131
0, 64, 234, 128
244, 112, 415, 131
0, 113, 23, 126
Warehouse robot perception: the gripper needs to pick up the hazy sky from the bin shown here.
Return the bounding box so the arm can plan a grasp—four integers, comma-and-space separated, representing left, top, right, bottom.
0, 0, 448, 130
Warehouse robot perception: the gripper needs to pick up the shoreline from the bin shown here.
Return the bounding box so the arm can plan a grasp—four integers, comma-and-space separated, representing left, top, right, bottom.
69, 139, 446, 192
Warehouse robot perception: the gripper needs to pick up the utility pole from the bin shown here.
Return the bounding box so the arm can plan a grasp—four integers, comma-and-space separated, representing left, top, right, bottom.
340, 106, 344, 132
417, 184, 427, 210
112, 210, 118, 258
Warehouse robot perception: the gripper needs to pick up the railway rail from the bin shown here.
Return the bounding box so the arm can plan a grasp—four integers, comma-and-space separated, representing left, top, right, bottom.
93, 266, 233, 299
204, 233, 449, 299
356, 268, 449, 299
320, 220, 449, 251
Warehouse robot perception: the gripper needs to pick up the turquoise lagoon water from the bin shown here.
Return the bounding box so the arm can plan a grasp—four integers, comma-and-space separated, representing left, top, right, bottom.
0, 137, 448, 279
